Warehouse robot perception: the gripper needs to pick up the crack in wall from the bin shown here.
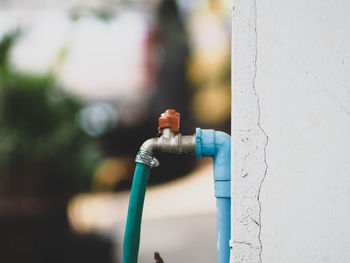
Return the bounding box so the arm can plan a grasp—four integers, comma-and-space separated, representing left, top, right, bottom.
232, 241, 261, 250
252, 0, 269, 262
251, 216, 260, 226
231, 1, 270, 262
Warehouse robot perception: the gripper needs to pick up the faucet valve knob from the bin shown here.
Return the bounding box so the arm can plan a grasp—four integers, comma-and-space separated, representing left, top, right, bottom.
158, 109, 180, 133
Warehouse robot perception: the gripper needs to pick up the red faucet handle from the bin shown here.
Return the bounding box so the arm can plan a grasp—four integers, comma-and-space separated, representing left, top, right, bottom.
158, 109, 180, 133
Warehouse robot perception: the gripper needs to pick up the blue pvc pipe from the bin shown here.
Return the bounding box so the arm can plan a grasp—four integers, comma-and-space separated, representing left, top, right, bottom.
196, 128, 231, 263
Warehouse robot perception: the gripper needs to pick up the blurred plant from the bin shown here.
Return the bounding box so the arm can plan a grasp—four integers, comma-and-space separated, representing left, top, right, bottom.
0, 31, 101, 197
154, 252, 164, 263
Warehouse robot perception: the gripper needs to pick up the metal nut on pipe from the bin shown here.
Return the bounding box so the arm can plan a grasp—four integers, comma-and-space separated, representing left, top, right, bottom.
180, 135, 196, 154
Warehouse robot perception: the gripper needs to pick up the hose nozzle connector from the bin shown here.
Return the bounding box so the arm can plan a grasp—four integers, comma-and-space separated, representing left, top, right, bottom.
135, 151, 160, 168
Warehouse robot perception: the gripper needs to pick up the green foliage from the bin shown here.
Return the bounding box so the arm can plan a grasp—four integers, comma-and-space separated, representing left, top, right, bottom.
0, 32, 101, 196
0, 30, 20, 72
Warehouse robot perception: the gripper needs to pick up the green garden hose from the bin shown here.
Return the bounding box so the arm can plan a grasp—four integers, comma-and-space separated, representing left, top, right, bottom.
123, 151, 158, 263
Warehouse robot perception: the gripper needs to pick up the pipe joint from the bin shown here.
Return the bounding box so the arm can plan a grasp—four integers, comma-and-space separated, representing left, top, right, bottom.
196, 128, 231, 181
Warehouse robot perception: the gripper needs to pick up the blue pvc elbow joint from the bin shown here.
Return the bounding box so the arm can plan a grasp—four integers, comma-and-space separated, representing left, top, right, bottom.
196, 128, 231, 263
196, 128, 231, 197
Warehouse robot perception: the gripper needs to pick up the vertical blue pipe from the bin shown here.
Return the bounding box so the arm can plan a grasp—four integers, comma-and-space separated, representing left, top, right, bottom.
196, 128, 231, 263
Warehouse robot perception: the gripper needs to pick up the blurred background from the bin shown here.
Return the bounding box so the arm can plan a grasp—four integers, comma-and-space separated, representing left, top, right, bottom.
0, 0, 231, 262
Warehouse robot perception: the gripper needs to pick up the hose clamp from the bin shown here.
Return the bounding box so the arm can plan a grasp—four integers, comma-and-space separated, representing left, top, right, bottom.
135, 151, 160, 168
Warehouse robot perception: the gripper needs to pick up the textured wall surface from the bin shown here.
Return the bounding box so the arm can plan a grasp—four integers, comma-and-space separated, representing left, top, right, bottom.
231, 0, 350, 262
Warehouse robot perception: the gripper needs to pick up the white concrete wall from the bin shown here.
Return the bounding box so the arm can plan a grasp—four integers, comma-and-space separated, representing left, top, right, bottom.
231, 0, 350, 262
